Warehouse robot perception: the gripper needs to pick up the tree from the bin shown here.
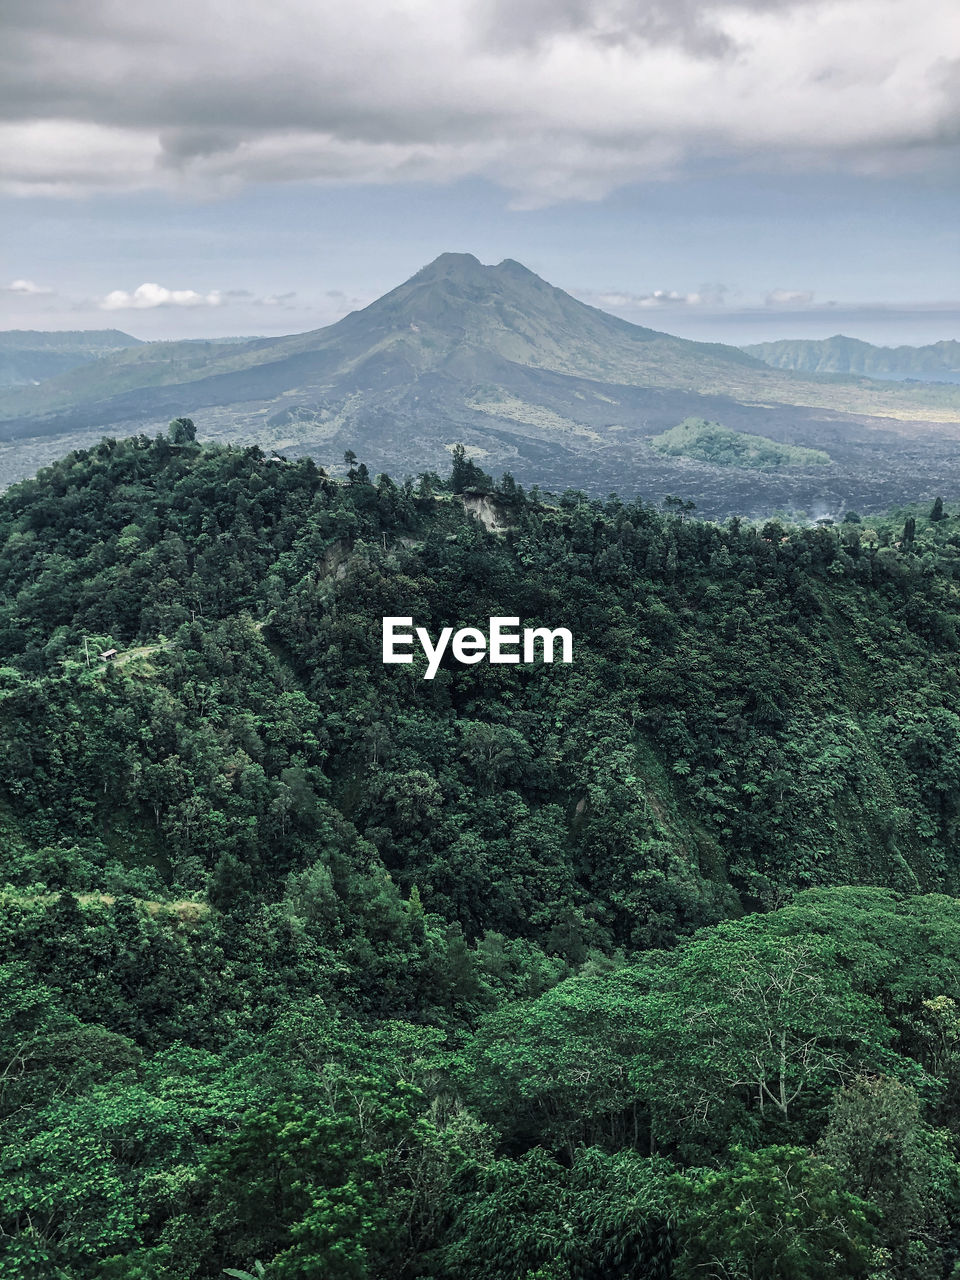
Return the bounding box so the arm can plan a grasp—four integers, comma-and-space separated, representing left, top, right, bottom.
930, 496, 945, 522
442, 1147, 674, 1280
450, 444, 493, 494
628, 923, 893, 1150
664, 495, 696, 521
671, 1146, 875, 1280
208, 851, 254, 910
819, 1075, 957, 1276
167, 417, 197, 444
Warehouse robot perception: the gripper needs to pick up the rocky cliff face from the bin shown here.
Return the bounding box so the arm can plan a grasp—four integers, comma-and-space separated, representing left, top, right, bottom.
460, 492, 513, 532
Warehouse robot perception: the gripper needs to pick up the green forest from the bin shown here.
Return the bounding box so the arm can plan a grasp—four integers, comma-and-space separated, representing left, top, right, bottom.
5, 422, 960, 1278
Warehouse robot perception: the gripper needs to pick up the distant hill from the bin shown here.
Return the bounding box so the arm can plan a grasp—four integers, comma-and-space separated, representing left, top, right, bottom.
0, 329, 142, 389
1, 255, 959, 516
744, 335, 960, 382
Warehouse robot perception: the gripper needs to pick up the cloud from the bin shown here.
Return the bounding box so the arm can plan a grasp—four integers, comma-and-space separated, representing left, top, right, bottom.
0, 121, 161, 197
0, 0, 956, 204
100, 283, 225, 310
587, 283, 729, 308
97, 282, 302, 311
474, 0, 825, 56
4, 278, 54, 295
325, 288, 370, 314
766, 288, 816, 306
598, 289, 699, 308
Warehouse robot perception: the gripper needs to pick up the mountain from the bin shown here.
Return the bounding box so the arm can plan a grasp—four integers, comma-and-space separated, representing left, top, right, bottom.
1, 254, 959, 516
745, 334, 960, 382
0, 328, 142, 388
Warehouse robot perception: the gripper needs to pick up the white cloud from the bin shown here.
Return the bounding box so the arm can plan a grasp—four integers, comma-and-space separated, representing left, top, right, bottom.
0, 0, 955, 204
766, 288, 815, 306
100, 282, 225, 310
4, 278, 54, 295
0, 121, 161, 197
602, 289, 696, 307
586, 283, 729, 308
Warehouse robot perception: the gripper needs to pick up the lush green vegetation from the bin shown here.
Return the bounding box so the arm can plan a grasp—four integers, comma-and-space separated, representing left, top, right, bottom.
650, 417, 831, 469
5, 426, 960, 1277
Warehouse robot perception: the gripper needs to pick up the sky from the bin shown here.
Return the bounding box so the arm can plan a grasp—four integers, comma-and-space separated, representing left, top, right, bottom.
0, 0, 957, 347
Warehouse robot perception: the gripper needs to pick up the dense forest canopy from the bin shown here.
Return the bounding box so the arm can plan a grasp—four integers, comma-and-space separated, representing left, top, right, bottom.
4, 426, 960, 1277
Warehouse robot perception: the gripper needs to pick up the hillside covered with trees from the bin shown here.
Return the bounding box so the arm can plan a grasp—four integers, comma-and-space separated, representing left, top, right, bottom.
5, 425, 960, 1277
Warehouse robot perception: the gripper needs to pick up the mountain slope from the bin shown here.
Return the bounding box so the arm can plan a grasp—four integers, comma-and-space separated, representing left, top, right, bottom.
745, 334, 960, 382
1, 254, 959, 515
8, 435, 960, 1276
0, 328, 142, 388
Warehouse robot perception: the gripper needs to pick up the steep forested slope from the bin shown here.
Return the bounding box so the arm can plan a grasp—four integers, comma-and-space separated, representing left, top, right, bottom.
5, 430, 960, 1278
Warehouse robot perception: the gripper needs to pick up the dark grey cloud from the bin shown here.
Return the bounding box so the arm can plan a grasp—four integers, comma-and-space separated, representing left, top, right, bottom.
0, 0, 956, 203
475, 0, 821, 57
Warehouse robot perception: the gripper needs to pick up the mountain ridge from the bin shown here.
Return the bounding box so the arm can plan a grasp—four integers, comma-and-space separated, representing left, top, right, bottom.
0, 328, 143, 390
745, 334, 960, 382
